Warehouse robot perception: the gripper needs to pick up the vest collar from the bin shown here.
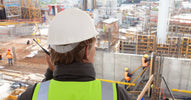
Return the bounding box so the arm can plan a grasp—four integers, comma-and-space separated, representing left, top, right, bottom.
53, 62, 96, 81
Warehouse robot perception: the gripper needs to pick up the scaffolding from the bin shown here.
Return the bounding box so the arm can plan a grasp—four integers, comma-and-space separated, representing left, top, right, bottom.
21, 0, 41, 19
3, 0, 41, 20
3, 0, 21, 19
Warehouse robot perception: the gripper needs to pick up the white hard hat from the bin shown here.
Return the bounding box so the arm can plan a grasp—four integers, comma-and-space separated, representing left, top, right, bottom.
48, 8, 99, 53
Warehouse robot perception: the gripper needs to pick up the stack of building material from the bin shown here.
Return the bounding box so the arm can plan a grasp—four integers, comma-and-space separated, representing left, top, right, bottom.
3, 0, 21, 19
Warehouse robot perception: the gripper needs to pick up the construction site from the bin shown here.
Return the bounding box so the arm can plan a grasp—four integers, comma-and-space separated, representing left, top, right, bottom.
0, 0, 191, 100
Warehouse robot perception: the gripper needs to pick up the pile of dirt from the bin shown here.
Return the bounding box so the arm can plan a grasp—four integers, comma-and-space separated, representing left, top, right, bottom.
0, 36, 49, 74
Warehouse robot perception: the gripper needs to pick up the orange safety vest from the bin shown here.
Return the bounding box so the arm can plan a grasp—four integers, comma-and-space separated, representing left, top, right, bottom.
124, 72, 131, 81
142, 57, 148, 67
6, 51, 12, 59
7, 55, 12, 59
6, 51, 11, 55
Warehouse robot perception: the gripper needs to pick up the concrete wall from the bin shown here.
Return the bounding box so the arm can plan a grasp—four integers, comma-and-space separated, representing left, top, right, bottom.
10, 25, 34, 36
162, 57, 191, 98
94, 51, 143, 81
94, 51, 191, 98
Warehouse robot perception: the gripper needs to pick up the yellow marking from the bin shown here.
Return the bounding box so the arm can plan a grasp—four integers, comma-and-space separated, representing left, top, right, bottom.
172, 89, 191, 94
96, 78, 135, 86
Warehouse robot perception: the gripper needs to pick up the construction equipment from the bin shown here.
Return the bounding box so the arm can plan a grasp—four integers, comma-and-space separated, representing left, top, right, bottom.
33, 39, 50, 55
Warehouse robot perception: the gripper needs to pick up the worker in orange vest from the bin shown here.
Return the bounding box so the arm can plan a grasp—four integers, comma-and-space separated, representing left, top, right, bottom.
141, 54, 150, 77
124, 67, 131, 89
6, 49, 13, 65
142, 54, 149, 69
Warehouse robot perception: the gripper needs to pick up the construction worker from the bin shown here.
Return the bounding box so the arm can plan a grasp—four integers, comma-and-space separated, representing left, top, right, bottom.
27, 40, 30, 45
6, 49, 13, 65
124, 68, 131, 82
18, 8, 131, 100
142, 54, 149, 69
124, 67, 131, 89
141, 54, 150, 77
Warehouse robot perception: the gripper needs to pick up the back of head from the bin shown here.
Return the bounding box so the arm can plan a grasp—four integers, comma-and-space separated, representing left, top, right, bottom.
50, 38, 96, 65
48, 8, 98, 65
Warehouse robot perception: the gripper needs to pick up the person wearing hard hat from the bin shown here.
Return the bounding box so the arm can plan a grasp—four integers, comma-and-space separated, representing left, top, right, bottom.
142, 54, 149, 69
141, 54, 150, 77
124, 67, 131, 89
124, 68, 131, 82
6, 49, 13, 65
18, 8, 131, 100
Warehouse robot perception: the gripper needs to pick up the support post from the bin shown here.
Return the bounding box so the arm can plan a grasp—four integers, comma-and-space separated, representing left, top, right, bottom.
12, 47, 16, 63
162, 76, 175, 100
148, 52, 155, 97
137, 75, 153, 100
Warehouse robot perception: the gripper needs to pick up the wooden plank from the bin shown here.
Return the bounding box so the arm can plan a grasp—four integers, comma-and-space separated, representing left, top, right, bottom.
137, 75, 154, 100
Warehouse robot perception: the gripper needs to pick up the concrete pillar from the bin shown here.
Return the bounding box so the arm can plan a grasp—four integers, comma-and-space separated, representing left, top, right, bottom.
157, 0, 170, 43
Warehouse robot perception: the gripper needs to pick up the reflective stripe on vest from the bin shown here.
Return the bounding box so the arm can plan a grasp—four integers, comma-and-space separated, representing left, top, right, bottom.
36, 81, 50, 100
33, 80, 117, 100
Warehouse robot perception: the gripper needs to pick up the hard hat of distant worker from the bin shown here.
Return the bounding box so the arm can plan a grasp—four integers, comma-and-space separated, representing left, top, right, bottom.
125, 67, 128, 71
151, 84, 153, 88
48, 8, 99, 53
36, 38, 40, 44
144, 54, 148, 58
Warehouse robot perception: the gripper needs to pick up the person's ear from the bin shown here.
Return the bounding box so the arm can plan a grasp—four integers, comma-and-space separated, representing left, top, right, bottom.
85, 45, 90, 59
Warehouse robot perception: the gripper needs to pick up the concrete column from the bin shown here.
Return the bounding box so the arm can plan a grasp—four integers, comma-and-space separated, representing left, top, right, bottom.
157, 0, 170, 43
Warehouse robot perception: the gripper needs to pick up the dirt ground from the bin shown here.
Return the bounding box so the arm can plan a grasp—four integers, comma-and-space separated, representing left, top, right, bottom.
0, 36, 49, 74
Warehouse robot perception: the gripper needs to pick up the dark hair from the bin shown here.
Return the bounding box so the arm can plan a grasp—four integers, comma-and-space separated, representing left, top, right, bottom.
50, 37, 96, 65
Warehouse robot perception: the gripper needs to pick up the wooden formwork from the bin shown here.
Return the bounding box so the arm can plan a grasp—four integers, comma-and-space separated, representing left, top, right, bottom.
169, 25, 191, 34
21, 0, 41, 19
137, 35, 155, 54
21, 7, 41, 19
120, 40, 136, 54
156, 44, 169, 56
167, 37, 180, 57
180, 37, 189, 57
120, 33, 191, 59
187, 45, 191, 58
